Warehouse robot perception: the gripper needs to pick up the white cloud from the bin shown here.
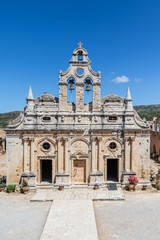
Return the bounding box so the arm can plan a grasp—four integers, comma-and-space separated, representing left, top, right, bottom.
135, 78, 142, 82
111, 75, 130, 83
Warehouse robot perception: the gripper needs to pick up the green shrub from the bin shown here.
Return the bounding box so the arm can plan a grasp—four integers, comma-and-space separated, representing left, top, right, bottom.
6, 184, 16, 191
0, 183, 6, 188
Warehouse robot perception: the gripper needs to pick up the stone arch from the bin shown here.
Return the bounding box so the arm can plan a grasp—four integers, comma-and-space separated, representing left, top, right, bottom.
104, 137, 122, 155
84, 75, 94, 83
36, 137, 56, 147
70, 138, 89, 155
105, 137, 123, 147
67, 75, 77, 83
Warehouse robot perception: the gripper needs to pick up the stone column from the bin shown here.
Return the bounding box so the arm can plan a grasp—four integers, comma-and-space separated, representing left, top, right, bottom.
91, 137, 96, 172
57, 138, 62, 172
76, 83, 84, 111
92, 83, 101, 112
23, 138, 28, 172
130, 137, 134, 171
97, 137, 102, 171
64, 138, 68, 172
59, 83, 68, 111
30, 138, 34, 172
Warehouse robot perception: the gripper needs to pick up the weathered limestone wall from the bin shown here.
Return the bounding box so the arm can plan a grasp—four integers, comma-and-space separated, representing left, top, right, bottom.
0, 129, 6, 176
6, 135, 23, 184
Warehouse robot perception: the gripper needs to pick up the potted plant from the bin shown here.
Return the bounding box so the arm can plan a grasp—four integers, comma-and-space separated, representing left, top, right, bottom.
128, 175, 139, 191
6, 184, 16, 193
94, 183, 99, 190
156, 181, 160, 190
59, 184, 64, 191
142, 184, 147, 190
0, 182, 6, 192
20, 179, 29, 194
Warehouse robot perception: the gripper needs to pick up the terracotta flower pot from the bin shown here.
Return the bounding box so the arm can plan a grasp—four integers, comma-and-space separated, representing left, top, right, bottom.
129, 184, 135, 192
59, 186, 64, 191
0, 187, 5, 192
7, 189, 13, 193
94, 185, 99, 190
21, 186, 29, 194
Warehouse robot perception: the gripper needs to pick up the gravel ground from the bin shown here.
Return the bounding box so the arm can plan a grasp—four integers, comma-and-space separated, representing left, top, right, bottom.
94, 190, 160, 240
0, 192, 51, 240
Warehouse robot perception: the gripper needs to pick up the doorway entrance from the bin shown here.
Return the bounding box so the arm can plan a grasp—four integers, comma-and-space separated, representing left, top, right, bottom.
41, 160, 52, 183
107, 158, 118, 181
72, 160, 86, 183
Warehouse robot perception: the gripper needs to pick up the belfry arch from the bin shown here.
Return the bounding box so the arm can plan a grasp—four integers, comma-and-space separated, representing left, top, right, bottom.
58, 42, 101, 112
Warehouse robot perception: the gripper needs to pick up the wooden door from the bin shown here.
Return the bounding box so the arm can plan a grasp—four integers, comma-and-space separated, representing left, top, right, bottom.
73, 160, 86, 183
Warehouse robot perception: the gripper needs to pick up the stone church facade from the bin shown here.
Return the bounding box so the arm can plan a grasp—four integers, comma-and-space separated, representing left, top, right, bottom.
6, 43, 150, 188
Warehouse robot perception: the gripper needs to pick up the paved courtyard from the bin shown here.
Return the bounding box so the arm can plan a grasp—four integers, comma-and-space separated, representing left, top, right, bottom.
94, 191, 160, 240
31, 187, 124, 201
0, 190, 160, 239
0, 192, 51, 240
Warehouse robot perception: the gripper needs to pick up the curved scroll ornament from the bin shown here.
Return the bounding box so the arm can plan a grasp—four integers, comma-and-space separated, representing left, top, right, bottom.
134, 109, 149, 128
8, 111, 24, 128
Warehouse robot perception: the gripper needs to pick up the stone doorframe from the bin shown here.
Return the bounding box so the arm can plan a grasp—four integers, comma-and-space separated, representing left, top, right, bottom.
103, 155, 122, 182
37, 155, 56, 184
70, 154, 89, 184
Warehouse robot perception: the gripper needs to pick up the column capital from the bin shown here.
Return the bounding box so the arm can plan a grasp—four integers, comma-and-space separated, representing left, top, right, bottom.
97, 137, 102, 142
57, 137, 62, 142
64, 137, 69, 142
22, 137, 28, 143
91, 136, 96, 142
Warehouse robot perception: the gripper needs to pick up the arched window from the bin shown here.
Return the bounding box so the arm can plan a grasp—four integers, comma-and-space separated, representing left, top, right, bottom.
84, 78, 92, 104
78, 51, 83, 61
67, 78, 76, 104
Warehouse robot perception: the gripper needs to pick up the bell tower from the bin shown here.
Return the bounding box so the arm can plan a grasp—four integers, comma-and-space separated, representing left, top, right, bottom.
58, 42, 101, 112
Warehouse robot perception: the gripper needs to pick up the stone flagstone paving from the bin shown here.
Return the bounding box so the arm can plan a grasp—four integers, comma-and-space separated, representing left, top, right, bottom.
31, 187, 124, 202
40, 200, 98, 240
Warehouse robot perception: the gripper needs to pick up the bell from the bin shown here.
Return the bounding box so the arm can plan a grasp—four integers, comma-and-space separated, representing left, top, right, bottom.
69, 83, 74, 91
78, 54, 82, 60
85, 84, 91, 91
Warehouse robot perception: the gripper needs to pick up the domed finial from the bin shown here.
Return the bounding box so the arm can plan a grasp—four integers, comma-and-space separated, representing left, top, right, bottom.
78, 41, 83, 48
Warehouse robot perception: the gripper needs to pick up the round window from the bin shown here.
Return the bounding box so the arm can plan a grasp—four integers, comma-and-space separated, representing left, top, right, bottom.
76, 68, 84, 76
109, 142, 116, 150
43, 142, 50, 150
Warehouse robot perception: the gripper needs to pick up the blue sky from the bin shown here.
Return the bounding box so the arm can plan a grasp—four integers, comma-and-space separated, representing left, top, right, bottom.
0, 0, 160, 112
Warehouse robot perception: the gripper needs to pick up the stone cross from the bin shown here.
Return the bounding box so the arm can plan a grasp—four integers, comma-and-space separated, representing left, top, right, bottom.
78, 41, 83, 48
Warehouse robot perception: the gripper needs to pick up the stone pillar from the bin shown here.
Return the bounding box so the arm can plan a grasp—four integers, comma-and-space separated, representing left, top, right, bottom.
91, 137, 96, 172
130, 137, 135, 171
23, 138, 28, 172
64, 138, 68, 172
30, 138, 34, 172
97, 137, 102, 171
92, 83, 101, 112
57, 138, 62, 172
76, 83, 84, 111
59, 83, 68, 111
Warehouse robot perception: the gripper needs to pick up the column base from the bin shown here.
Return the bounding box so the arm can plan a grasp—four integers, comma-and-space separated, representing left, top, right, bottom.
21, 172, 36, 188
122, 170, 136, 185
89, 171, 103, 185
55, 172, 70, 185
